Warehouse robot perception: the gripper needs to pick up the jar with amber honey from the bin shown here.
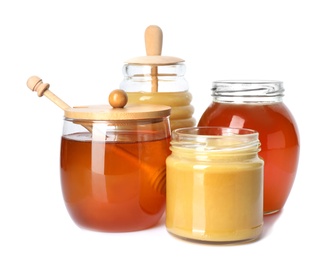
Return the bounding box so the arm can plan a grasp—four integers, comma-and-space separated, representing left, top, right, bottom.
198, 81, 300, 215
166, 126, 264, 243
26, 76, 171, 232
120, 25, 196, 130
60, 101, 171, 232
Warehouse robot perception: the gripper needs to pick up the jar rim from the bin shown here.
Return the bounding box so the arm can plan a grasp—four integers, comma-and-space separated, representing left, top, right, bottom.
122, 63, 186, 77
211, 80, 284, 102
213, 80, 282, 84
173, 126, 258, 136
171, 126, 260, 152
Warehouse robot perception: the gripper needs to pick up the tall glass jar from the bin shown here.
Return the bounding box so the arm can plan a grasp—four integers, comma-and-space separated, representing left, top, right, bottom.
166, 126, 264, 243
198, 81, 300, 215
119, 25, 196, 131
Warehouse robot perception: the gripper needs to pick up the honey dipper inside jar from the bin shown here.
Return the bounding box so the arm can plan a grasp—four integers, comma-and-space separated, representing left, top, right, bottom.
26, 76, 171, 232
120, 25, 196, 131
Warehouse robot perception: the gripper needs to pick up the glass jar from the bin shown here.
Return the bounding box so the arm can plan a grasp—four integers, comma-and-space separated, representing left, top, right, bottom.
166, 126, 264, 243
60, 104, 171, 232
120, 63, 195, 131
119, 25, 196, 131
198, 81, 300, 215
120, 63, 188, 92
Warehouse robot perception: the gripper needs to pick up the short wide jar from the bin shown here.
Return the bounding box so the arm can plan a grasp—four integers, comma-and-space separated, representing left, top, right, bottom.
166, 127, 264, 243
60, 104, 171, 232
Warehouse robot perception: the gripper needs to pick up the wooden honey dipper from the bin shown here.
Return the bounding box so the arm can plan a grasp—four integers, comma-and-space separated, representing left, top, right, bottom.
125, 24, 184, 93
27, 76, 71, 110
26, 75, 96, 133
26, 76, 166, 195
145, 25, 162, 92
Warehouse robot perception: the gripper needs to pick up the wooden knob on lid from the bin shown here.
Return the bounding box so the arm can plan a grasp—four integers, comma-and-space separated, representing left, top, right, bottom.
108, 89, 128, 108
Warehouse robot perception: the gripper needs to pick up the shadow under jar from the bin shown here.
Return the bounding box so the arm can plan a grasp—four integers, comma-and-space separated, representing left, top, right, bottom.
198, 81, 300, 215
60, 104, 171, 232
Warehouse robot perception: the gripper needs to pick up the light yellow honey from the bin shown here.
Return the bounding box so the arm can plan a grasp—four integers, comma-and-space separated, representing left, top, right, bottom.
126, 91, 196, 130
165, 127, 264, 242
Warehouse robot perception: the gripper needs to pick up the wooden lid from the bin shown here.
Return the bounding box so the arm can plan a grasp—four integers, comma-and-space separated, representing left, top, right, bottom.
126, 55, 184, 65
64, 104, 171, 120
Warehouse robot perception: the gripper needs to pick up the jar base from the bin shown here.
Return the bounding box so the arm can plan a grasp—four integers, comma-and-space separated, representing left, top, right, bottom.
166, 224, 263, 244
264, 209, 281, 215
74, 220, 162, 233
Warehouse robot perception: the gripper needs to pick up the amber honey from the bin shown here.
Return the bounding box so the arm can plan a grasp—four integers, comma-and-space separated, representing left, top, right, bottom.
60, 132, 171, 232
198, 102, 299, 214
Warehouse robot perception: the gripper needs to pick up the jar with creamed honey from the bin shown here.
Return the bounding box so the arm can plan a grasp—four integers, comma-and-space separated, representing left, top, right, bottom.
198, 81, 300, 215
166, 126, 264, 243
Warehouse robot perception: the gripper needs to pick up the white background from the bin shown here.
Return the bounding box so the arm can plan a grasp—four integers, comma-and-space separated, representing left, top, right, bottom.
1, 0, 329, 259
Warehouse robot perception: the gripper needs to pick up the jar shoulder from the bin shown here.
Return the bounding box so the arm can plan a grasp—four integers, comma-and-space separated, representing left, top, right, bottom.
199, 102, 297, 128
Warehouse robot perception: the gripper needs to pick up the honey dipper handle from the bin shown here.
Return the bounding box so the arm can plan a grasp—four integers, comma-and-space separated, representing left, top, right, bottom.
26, 76, 71, 110
145, 25, 163, 56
